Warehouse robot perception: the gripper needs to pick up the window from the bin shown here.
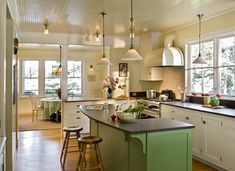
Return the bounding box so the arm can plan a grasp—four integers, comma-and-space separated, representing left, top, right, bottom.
189, 41, 214, 94
22, 60, 39, 95
45, 61, 61, 96
218, 37, 235, 96
187, 35, 235, 97
67, 61, 82, 97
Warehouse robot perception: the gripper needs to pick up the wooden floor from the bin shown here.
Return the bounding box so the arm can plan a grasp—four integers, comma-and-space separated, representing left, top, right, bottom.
15, 129, 218, 171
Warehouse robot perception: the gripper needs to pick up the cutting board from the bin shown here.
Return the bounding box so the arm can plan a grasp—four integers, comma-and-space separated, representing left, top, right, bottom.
202, 105, 224, 109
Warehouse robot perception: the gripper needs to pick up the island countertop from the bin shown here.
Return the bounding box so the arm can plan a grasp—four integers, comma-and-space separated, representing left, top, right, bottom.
80, 104, 194, 134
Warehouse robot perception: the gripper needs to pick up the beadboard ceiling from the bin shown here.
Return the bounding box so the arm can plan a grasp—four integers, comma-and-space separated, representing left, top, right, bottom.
9, 0, 235, 36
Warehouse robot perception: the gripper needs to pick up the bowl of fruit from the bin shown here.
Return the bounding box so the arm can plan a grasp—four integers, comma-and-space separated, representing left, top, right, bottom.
116, 105, 144, 122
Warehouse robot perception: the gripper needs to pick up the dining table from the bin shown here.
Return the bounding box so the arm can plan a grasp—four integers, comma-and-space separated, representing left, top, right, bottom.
40, 97, 62, 120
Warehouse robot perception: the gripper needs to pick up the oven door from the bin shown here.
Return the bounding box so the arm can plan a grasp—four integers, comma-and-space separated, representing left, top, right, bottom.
141, 108, 160, 118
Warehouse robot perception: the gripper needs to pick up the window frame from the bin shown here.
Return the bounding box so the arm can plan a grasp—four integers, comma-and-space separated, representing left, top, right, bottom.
186, 33, 235, 99
21, 59, 40, 96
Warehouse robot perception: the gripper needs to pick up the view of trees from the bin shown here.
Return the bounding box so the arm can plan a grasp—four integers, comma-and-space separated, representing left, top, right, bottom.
189, 36, 235, 96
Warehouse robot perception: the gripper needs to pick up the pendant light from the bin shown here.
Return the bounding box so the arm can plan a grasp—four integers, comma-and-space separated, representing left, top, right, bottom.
121, 0, 142, 61
43, 22, 49, 35
52, 45, 62, 75
97, 12, 112, 65
193, 14, 207, 64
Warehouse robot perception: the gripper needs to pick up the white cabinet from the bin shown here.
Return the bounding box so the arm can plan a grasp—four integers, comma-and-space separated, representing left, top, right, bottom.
222, 118, 235, 171
201, 114, 222, 165
139, 67, 162, 81
160, 104, 235, 171
63, 102, 90, 134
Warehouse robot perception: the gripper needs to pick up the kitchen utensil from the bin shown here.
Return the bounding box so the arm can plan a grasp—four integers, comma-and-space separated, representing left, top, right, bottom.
146, 90, 156, 99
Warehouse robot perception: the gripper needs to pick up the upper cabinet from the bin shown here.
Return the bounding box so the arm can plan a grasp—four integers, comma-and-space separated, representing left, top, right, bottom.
139, 67, 162, 81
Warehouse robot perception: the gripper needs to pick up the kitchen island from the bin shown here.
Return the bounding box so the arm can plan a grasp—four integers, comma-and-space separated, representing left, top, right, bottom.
80, 104, 194, 171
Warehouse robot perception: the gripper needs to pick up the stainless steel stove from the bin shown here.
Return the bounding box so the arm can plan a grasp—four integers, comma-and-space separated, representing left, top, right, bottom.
138, 99, 160, 118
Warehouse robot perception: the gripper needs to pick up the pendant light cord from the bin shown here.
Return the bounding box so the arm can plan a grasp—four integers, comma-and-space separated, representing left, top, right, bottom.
101, 12, 107, 58
130, 0, 134, 49
197, 14, 203, 57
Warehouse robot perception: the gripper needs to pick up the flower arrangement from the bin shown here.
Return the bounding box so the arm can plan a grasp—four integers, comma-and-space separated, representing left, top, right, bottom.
101, 76, 119, 91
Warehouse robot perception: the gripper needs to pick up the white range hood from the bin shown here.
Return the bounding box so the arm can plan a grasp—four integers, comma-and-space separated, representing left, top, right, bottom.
144, 46, 184, 67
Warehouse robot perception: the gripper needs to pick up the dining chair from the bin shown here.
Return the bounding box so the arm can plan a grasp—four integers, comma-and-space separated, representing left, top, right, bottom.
29, 95, 43, 121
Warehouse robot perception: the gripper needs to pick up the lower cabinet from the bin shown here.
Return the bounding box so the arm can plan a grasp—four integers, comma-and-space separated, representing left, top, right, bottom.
201, 114, 222, 165
63, 102, 90, 134
221, 118, 235, 171
160, 104, 235, 171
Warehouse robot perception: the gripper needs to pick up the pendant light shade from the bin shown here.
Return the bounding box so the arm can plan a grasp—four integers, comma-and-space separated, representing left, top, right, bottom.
52, 45, 62, 75
193, 14, 207, 64
43, 22, 49, 35
121, 0, 142, 61
97, 12, 112, 65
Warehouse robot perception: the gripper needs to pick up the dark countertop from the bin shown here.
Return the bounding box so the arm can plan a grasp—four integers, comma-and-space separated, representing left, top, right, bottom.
80, 104, 194, 134
161, 101, 235, 118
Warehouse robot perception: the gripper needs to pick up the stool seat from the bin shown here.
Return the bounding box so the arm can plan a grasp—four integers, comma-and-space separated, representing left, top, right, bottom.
78, 136, 102, 144
63, 126, 83, 132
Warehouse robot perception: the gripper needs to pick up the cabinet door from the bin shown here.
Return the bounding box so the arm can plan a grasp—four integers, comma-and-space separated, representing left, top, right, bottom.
222, 118, 235, 171
160, 104, 174, 119
139, 67, 162, 81
187, 110, 202, 157
201, 114, 222, 165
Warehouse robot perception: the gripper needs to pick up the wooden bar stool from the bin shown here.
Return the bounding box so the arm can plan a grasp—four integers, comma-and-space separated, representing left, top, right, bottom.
77, 136, 104, 171
60, 126, 83, 168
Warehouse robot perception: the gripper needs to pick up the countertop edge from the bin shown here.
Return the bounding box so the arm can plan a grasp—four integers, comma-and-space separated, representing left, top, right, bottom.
161, 102, 235, 118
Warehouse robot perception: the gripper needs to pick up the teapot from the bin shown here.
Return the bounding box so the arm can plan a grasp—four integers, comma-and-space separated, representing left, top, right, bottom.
210, 96, 220, 106
160, 94, 168, 101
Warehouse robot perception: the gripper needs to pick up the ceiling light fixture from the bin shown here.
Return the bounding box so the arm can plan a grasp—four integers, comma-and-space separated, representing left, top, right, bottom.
121, 0, 142, 61
97, 12, 112, 65
94, 30, 100, 42
193, 14, 207, 64
43, 22, 49, 35
52, 45, 62, 75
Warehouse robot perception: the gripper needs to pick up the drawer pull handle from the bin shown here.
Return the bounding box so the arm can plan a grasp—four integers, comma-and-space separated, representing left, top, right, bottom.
202, 120, 206, 124
186, 117, 189, 120
76, 111, 80, 113
76, 117, 80, 119
77, 105, 80, 107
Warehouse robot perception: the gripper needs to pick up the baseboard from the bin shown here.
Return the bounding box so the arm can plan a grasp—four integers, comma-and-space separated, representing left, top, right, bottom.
193, 155, 227, 171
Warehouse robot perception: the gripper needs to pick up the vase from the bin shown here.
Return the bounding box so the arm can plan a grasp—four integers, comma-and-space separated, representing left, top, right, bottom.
107, 88, 112, 99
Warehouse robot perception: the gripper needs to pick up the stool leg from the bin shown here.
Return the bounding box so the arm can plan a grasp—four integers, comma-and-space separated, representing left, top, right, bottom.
60, 132, 68, 164
76, 131, 80, 148
62, 132, 70, 168
94, 144, 104, 171
77, 144, 86, 171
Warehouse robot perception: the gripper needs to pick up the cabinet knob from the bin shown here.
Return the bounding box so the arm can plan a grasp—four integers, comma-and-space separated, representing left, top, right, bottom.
186, 117, 189, 120
76, 111, 80, 113
76, 117, 80, 119
202, 120, 206, 124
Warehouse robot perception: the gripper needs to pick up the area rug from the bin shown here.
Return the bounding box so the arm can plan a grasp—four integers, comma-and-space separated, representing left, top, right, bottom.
19, 114, 61, 131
